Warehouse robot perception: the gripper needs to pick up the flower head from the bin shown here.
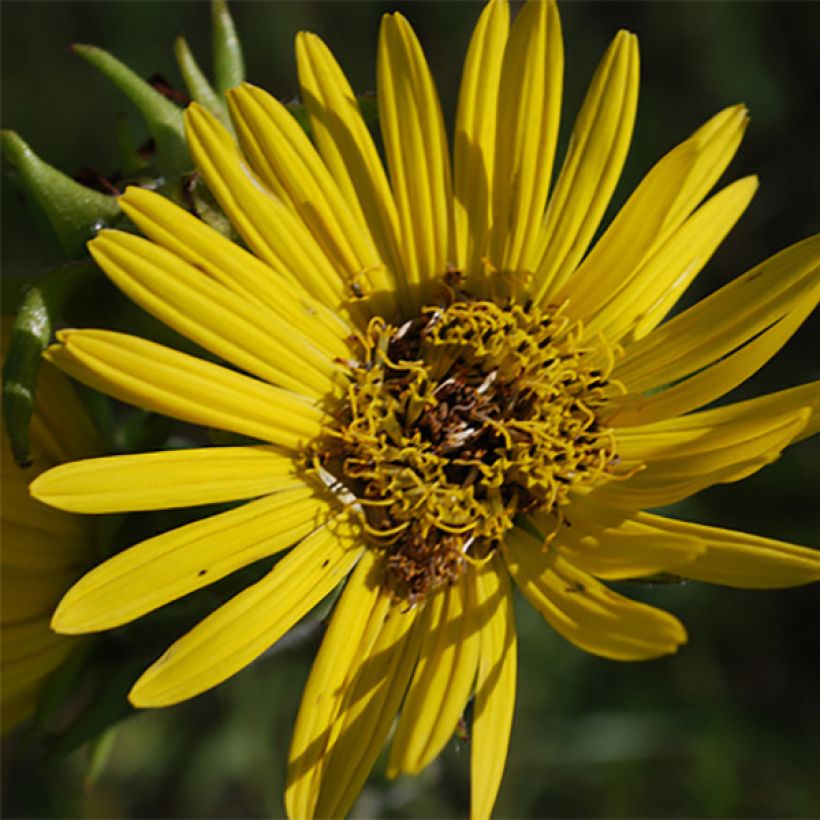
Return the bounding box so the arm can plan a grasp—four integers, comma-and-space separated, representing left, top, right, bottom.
31, 0, 819, 815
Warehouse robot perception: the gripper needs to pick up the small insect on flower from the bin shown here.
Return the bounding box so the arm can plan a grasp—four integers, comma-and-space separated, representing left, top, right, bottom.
29, 0, 819, 817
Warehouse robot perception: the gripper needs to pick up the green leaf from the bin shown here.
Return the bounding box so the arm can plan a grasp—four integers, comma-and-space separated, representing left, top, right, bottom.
174, 35, 232, 130
1, 261, 98, 466
1, 131, 121, 259
73, 44, 191, 179
212, 0, 245, 95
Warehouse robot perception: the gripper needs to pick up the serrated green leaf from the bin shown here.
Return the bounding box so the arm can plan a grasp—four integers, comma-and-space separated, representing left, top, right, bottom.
212, 0, 245, 95
2, 131, 121, 259
73, 44, 190, 179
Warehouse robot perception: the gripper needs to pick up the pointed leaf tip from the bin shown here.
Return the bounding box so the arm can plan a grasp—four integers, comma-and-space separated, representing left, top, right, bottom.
2, 130, 121, 259
72, 44, 190, 178
212, 0, 245, 95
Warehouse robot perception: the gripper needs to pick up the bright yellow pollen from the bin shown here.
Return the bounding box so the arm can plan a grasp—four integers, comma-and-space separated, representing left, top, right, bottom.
315, 296, 622, 602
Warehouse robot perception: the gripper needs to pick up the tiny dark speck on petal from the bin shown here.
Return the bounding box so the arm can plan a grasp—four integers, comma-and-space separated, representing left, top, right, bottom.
321, 559, 330, 568
198, 569, 208, 577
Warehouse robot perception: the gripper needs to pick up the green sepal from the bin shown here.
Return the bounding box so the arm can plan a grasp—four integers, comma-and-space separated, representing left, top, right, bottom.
115, 113, 149, 178
1, 131, 121, 259
1, 261, 98, 466
174, 35, 232, 131
212, 0, 245, 95
72, 44, 190, 179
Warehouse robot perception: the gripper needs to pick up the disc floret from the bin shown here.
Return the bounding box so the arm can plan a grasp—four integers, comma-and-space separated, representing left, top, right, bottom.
315, 296, 622, 602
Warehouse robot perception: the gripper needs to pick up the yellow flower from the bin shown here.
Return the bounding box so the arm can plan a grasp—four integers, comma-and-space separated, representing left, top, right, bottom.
31, 0, 819, 815
1, 327, 101, 733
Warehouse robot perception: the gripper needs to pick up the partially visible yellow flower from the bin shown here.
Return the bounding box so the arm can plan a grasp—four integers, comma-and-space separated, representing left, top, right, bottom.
30, 0, 819, 815
1, 327, 101, 733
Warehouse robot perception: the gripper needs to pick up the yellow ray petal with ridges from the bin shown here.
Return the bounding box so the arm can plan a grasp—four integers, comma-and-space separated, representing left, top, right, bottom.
89, 231, 344, 399
295, 32, 407, 299
504, 528, 686, 660
51, 487, 332, 634
129, 514, 364, 707
30, 446, 303, 513
118, 187, 353, 356
530, 508, 703, 580
609, 290, 819, 427
286, 549, 386, 820
490, 0, 563, 274
533, 29, 639, 300
184, 104, 356, 319
637, 515, 820, 588
587, 175, 759, 343
613, 234, 820, 395
1, 640, 75, 703
618, 382, 820, 458
388, 573, 480, 777
599, 410, 809, 508
313, 600, 425, 819
45, 330, 324, 451
226, 83, 396, 311
454, 0, 509, 278
561, 105, 747, 321
378, 12, 454, 300
471, 553, 517, 820
616, 391, 818, 463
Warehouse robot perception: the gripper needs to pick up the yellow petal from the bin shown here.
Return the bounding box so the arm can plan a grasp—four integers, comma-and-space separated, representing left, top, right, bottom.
616, 387, 819, 462
89, 230, 343, 399
312, 597, 425, 820
562, 105, 748, 322
530, 505, 703, 580
533, 29, 639, 300
295, 31, 407, 296
587, 176, 759, 342
286, 549, 386, 820
609, 284, 819, 427
45, 330, 324, 451
30, 446, 303, 514
184, 103, 357, 319
489, 0, 563, 274
597, 410, 810, 508
118, 186, 353, 356
129, 514, 364, 707
504, 527, 686, 660
226, 83, 395, 313
637, 515, 820, 588
613, 234, 820, 396
51, 487, 333, 634
378, 12, 454, 302
471, 553, 517, 820
454, 0, 510, 278
388, 573, 481, 777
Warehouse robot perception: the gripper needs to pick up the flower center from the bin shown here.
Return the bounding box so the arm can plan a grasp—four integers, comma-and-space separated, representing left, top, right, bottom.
314, 297, 621, 602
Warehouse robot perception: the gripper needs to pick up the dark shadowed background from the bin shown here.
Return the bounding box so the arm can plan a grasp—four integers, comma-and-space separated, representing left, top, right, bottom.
2, 2, 819, 818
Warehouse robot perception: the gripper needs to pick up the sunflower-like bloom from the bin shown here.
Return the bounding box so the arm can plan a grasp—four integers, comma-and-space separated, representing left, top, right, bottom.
1, 330, 100, 733
31, 0, 818, 815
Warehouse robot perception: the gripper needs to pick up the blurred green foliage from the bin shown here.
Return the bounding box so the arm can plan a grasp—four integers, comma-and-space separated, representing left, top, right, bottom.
2, 2, 819, 818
